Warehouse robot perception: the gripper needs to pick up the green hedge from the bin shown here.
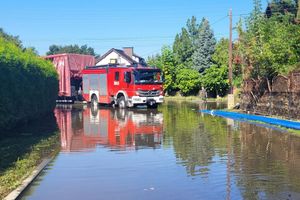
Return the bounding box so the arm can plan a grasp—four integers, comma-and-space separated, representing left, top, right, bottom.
0, 37, 58, 131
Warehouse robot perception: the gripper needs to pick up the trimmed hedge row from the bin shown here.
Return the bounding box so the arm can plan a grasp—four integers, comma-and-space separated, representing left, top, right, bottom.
0, 38, 58, 131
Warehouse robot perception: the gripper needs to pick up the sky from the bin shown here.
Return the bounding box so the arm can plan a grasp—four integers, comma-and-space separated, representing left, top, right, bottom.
0, 0, 267, 57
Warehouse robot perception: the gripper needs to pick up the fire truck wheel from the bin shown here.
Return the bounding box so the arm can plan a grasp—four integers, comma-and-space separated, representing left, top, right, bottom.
91, 95, 98, 108
91, 105, 98, 116
118, 96, 127, 109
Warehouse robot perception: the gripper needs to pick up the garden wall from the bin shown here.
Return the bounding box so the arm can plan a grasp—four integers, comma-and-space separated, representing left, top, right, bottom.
241, 72, 300, 119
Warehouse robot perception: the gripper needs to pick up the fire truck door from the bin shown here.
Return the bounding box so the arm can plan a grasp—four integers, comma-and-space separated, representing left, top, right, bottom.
124, 71, 131, 87
98, 74, 108, 103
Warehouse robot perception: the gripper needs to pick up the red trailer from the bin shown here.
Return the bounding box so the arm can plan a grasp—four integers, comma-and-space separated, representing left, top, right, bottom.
44, 54, 95, 101
81, 64, 164, 108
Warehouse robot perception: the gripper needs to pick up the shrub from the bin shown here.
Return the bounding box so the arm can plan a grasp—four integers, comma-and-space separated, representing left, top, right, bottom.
176, 68, 201, 96
200, 65, 229, 97
0, 38, 58, 131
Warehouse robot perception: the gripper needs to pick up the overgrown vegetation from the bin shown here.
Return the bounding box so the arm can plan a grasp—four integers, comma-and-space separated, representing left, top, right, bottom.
148, 0, 300, 97
0, 31, 58, 131
238, 0, 300, 80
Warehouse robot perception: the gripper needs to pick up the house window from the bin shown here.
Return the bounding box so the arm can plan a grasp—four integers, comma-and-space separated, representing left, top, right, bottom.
110, 58, 118, 64
115, 72, 119, 81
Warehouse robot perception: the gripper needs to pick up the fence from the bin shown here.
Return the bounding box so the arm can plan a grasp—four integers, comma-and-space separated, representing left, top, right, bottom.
241, 72, 300, 119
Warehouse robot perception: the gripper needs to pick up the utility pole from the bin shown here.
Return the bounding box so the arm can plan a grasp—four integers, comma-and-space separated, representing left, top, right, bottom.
297, 0, 300, 23
229, 9, 233, 94
228, 9, 235, 109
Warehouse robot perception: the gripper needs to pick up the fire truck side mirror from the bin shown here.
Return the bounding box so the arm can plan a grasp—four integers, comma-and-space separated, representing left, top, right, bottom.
124, 72, 131, 83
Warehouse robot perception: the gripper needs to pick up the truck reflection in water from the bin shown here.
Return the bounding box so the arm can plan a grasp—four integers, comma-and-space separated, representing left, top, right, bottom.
55, 106, 163, 152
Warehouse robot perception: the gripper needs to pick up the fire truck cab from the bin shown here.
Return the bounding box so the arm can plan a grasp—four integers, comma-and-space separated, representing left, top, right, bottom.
81, 65, 164, 108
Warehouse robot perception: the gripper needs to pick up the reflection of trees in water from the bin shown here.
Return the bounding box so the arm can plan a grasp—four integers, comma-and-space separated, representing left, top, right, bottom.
233, 123, 300, 200
181, 130, 214, 177
161, 101, 230, 177
162, 101, 300, 199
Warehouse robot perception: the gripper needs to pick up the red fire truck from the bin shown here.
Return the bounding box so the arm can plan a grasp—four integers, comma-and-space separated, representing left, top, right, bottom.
81, 64, 164, 108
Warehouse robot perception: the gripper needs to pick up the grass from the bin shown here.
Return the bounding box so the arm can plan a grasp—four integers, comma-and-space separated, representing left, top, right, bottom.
0, 134, 60, 199
0, 114, 60, 199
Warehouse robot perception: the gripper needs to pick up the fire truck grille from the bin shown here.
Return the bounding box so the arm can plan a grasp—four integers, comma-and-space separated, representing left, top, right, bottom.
138, 90, 160, 97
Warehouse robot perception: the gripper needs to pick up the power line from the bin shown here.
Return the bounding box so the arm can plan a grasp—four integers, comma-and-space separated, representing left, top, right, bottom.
211, 15, 229, 25
20, 34, 175, 42
232, 13, 251, 17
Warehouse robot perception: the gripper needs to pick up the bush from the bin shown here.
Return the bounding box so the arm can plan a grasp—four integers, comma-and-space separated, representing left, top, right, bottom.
0, 38, 58, 131
176, 68, 201, 96
200, 65, 229, 97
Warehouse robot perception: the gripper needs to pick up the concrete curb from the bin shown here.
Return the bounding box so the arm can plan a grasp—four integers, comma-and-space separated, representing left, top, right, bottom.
4, 158, 52, 200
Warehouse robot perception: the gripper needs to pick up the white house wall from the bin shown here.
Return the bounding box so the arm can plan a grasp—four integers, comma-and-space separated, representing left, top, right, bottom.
132, 55, 139, 63
96, 52, 131, 66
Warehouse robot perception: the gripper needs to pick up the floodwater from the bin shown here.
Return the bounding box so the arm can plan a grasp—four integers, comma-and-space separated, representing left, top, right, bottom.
19, 101, 300, 200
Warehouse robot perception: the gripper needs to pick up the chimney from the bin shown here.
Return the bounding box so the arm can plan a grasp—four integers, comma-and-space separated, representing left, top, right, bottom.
123, 47, 133, 58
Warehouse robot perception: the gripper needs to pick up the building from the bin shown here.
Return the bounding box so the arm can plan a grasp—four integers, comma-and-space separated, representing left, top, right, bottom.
95, 47, 147, 67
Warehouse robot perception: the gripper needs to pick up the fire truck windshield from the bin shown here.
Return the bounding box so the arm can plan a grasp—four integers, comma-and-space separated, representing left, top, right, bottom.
133, 69, 163, 84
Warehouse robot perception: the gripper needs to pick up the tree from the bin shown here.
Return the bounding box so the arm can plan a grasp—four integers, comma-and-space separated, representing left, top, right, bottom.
192, 18, 216, 72
199, 38, 231, 97
176, 68, 201, 96
186, 16, 200, 46
147, 53, 162, 69
212, 38, 229, 67
212, 38, 243, 87
239, 1, 300, 80
0, 28, 38, 55
173, 16, 202, 67
46, 44, 96, 56
0, 28, 22, 48
242, 0, 300, 80
200, 65, 229, 97
160, 46, 177, 94
23, 47, 39, 55
265, 0, 297, 18
173, 28, 193, 67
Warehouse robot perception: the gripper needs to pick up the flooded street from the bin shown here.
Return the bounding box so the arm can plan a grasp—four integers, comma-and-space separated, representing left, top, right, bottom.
19, 101, 300, 200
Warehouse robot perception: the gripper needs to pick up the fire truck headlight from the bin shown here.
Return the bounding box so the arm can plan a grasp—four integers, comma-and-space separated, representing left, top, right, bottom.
136, 91, 140, 96
159, 90, 164, 95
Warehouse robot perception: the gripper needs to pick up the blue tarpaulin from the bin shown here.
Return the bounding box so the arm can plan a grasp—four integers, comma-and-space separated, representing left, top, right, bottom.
200, 110, 300, 130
